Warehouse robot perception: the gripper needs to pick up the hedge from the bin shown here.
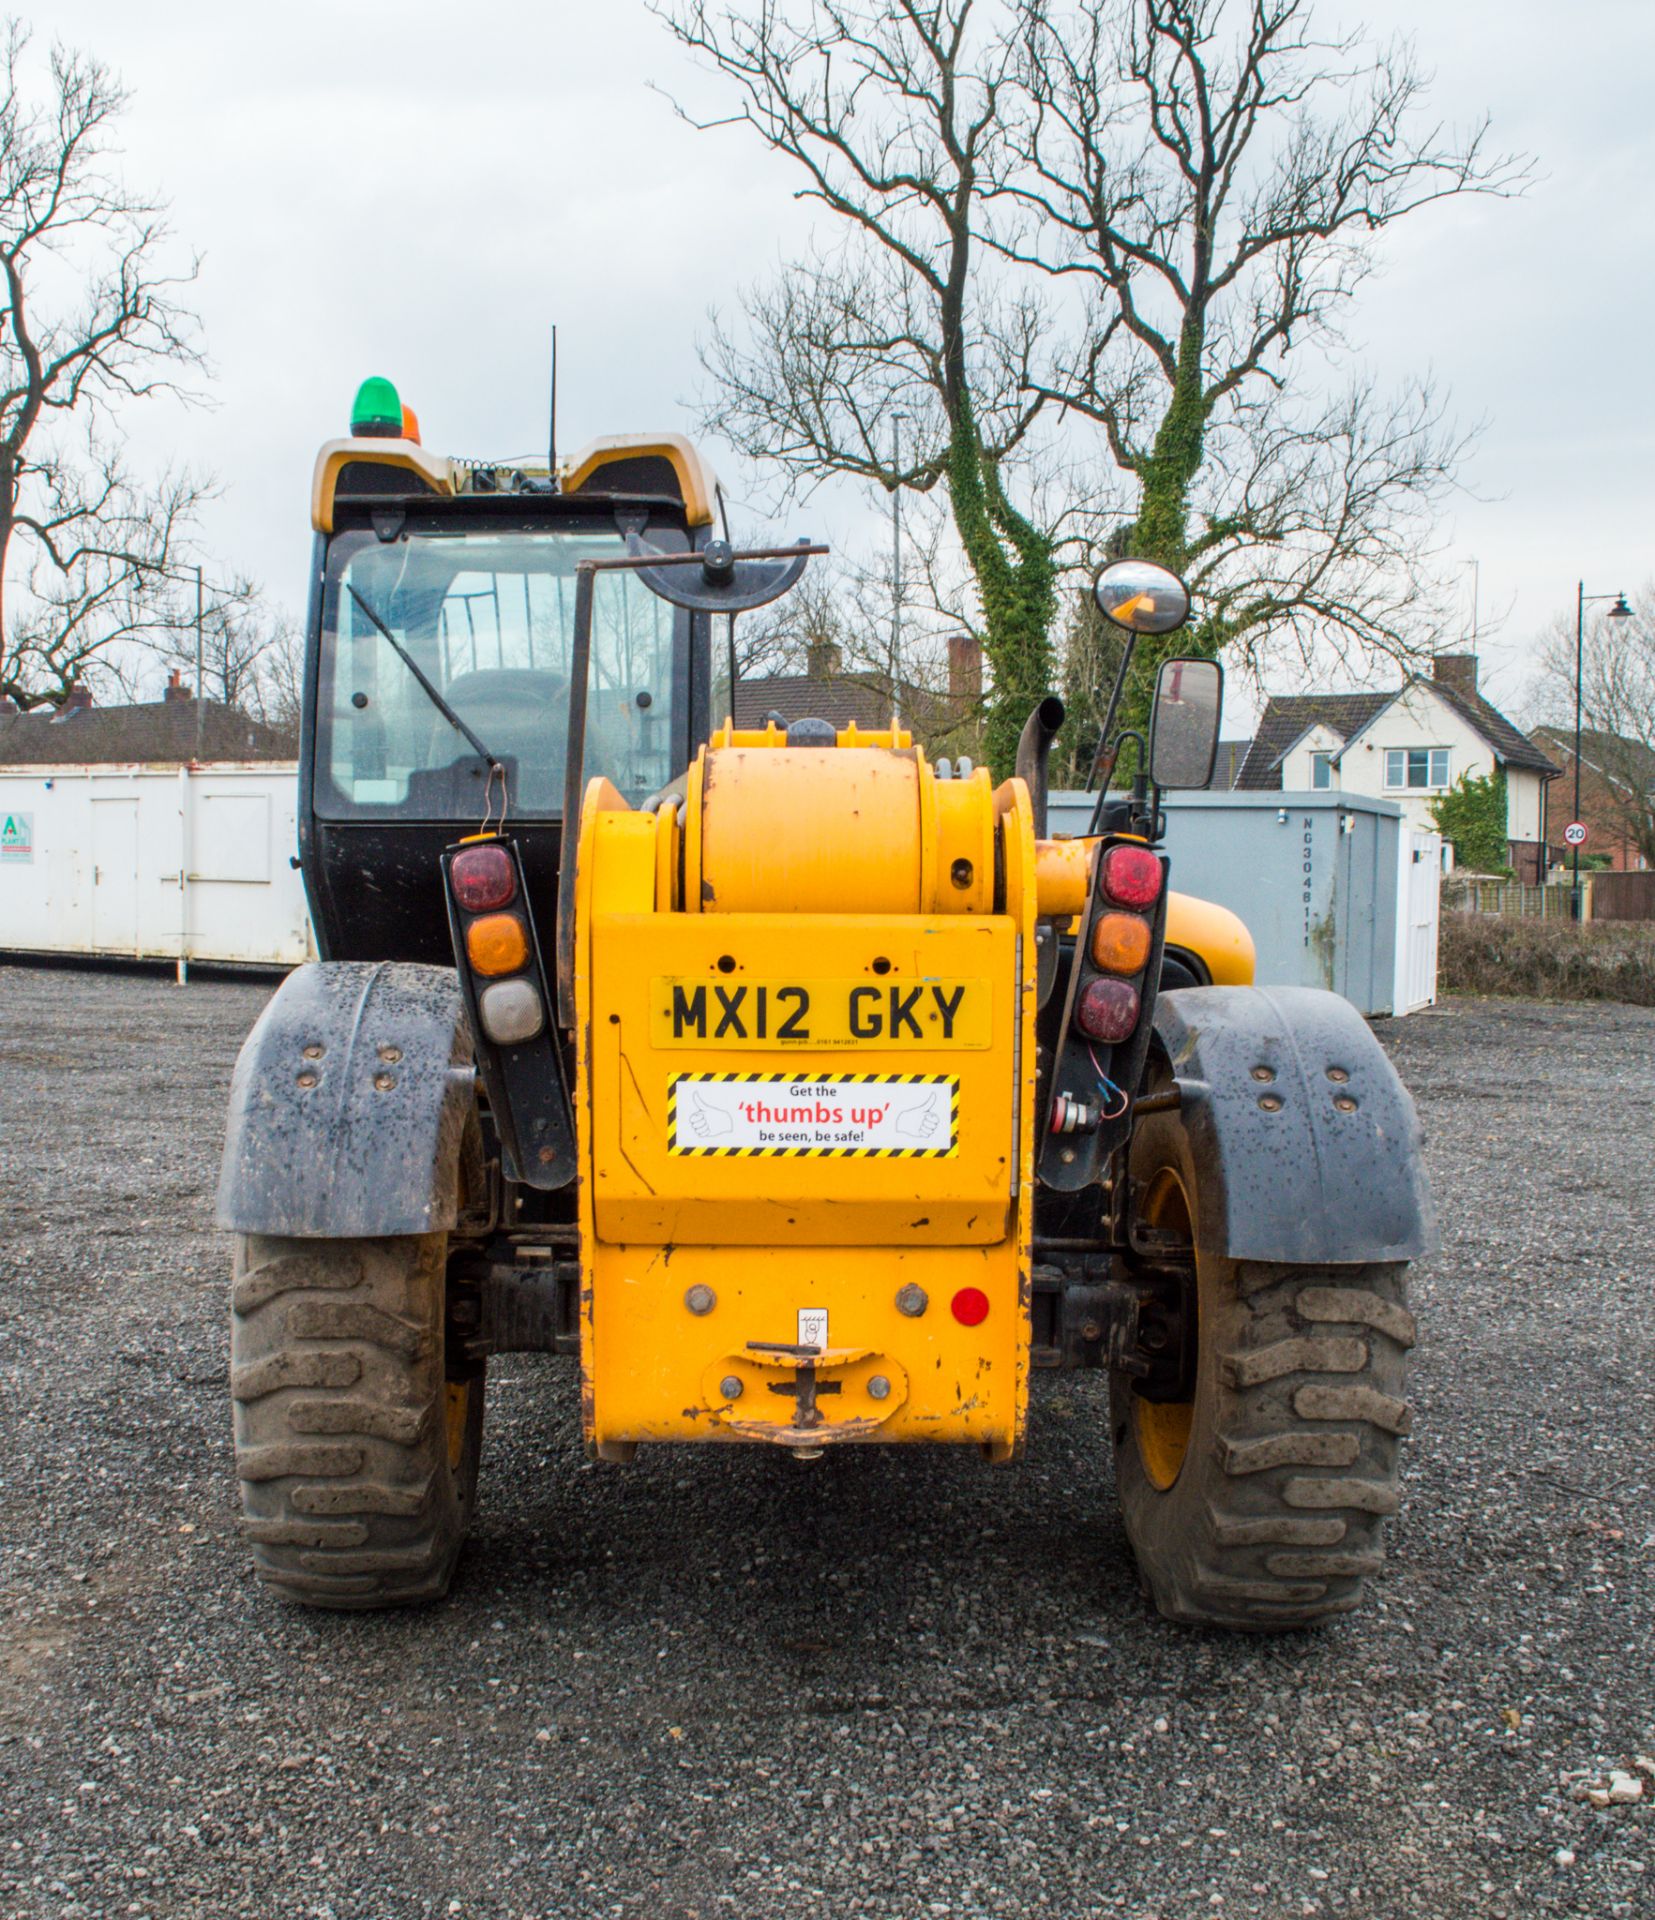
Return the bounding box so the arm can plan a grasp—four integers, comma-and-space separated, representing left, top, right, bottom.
1439, 913, 1655, 1006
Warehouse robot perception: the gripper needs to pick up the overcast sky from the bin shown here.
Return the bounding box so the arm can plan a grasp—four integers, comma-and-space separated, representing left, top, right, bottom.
41, 0, 1655, 724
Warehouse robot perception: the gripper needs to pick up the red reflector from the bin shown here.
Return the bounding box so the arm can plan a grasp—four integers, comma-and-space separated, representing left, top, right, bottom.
950, 1286, 990, 1327
1101, 844, 1161, 909
1075, 976, 1141, 1044
451, 843, 516, 912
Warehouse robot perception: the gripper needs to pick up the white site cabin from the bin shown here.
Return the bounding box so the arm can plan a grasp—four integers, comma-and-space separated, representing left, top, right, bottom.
0, 684, 315, 976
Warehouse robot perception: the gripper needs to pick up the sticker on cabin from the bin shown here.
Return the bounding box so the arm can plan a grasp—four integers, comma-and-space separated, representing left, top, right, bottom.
0, 812, 32, 864
668, 1073, 958, 1158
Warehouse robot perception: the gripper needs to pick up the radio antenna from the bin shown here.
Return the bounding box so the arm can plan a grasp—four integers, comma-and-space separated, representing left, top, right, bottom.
548, 324, 559, 485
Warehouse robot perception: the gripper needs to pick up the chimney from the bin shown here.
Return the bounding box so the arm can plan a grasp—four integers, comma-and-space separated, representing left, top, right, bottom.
52, 685, 94, 719
947, 633, 983, 705
164, 668, 193, 704
0, 695, 16, 715
806, 637, 842, 680
1432, 653, 1478, 699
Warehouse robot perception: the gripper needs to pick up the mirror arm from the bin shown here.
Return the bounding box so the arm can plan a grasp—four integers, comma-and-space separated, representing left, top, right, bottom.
1091, 729, 1148, 838
1084, 632, 1140, 835
1132, 775, 1162, 843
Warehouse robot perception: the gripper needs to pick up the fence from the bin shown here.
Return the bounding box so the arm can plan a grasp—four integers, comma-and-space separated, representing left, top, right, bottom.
1589, 869, 1655, 922
1442, 878, 1584, 920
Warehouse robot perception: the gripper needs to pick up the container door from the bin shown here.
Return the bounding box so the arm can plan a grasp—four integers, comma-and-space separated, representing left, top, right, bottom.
1401, 830, 1441, 1012
90, 798, 140, 953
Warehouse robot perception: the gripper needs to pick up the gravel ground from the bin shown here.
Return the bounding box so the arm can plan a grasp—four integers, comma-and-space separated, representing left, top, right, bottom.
1, 967, 1651, 1920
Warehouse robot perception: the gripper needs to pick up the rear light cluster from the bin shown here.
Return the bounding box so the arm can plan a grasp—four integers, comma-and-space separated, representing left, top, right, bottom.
450, 843, 546, 1046
1072, 843, 1163, 1046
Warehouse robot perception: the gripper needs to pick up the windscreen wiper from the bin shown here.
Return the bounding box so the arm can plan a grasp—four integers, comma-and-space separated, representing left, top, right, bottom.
345, 583, 508, 819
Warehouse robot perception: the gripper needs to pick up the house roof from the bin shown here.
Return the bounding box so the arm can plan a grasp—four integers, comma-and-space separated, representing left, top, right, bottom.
731, 670, 973, 744
732, 673, 898, 733
1431, 683, 1560, 778
1532, 724, 1655, 791
0, 697, 297, 767
1210, 738, 1254, 791
1235, 678, 1561, 791
1234, 693, 1393, 789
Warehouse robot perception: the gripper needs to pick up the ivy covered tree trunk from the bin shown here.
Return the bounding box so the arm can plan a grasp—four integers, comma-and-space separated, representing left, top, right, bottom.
1112, 316, 1219, 738
944, 407, 1057, 779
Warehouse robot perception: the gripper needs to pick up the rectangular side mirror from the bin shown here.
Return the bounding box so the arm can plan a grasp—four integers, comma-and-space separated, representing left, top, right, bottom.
1148, 657, 1223, 790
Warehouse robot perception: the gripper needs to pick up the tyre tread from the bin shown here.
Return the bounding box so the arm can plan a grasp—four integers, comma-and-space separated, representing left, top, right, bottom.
1118, 1256, 1412, 1631
231, 1233, 477, 1611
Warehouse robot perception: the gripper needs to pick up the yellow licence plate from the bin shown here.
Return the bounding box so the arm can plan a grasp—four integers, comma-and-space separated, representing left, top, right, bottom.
649, 976, 991, 1049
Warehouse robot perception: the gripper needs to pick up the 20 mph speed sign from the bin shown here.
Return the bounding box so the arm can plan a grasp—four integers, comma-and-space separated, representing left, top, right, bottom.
1564, 821, 1589, 847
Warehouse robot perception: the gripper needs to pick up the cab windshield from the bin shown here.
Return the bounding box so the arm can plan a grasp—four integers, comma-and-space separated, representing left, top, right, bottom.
315, 524, 682, 817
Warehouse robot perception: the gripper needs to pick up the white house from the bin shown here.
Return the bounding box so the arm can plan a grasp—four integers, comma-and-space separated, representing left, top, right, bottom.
1235, 655, 1561, 881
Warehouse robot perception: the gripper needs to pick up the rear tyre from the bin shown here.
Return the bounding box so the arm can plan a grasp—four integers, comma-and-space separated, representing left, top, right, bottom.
230, 1233, 485, 1609
1111, 1107, 1414, 1630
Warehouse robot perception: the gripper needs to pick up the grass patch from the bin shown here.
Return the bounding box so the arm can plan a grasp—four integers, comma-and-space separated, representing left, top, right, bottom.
1440, 913, 1655, 1006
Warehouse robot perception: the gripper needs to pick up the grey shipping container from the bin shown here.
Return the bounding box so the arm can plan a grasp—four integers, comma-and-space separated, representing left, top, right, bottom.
1047, 789, 1409, 1017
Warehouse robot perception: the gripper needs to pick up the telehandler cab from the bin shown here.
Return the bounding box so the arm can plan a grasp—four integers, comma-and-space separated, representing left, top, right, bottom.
217, 378, 1434, 1630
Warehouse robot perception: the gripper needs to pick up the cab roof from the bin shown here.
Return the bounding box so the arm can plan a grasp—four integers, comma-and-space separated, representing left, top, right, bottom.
311, 431, 720, 533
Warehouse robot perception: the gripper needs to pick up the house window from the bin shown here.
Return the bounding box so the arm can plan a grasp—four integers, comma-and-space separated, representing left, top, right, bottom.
1310, 751, 1333, 790
1385, 747, 1449, 790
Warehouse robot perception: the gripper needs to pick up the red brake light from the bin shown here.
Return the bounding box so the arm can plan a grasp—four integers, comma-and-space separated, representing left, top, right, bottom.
950, 1286, 990, 1327
1075, 976, 1141, 1044
451, 843, 516, 912
1100, 845, 1161, 910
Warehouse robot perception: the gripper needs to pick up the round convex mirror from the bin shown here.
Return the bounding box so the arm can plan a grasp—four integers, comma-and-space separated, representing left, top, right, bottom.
1092, 559, 1191, 635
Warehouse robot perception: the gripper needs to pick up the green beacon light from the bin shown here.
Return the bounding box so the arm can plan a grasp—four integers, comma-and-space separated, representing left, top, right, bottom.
350, 375, 403, 438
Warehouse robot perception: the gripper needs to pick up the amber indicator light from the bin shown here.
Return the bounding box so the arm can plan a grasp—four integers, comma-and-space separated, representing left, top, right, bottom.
1091, 911, 1151, 975
467, 912, 531, 977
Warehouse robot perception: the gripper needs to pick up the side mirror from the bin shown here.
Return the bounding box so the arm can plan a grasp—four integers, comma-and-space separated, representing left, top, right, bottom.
1092, 559, 1191, 635
1148, 657, 1223, 790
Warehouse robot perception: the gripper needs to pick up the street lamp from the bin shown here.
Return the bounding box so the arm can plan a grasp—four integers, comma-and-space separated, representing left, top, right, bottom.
1571, 583, 1634, 921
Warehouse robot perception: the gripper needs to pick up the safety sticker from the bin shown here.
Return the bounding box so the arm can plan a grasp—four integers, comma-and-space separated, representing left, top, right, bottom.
668, 1072, 958, 1158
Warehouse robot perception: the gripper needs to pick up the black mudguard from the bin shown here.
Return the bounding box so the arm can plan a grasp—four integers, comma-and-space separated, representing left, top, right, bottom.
216, 961, 476, 1238
1151, 985, 1437, 1265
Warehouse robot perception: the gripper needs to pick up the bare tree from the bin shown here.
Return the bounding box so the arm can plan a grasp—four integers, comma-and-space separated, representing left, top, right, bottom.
0, 23, 205, 710
655, 0, 1524, 761
1530, 590, 1655, 871
1007, 0, 1525, 720
139, 571, 265, 708
249, 612, 304, 734
652, 0, 1059, 776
